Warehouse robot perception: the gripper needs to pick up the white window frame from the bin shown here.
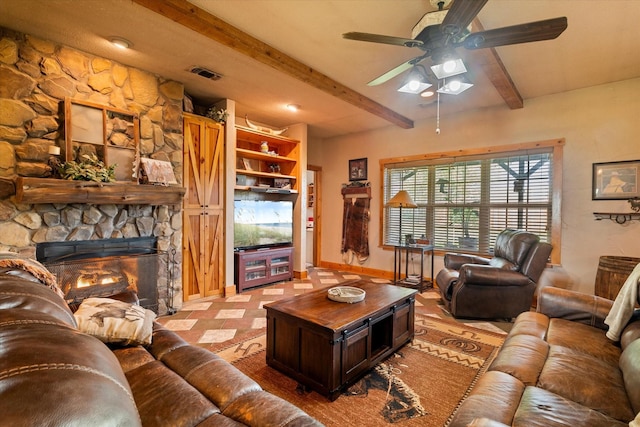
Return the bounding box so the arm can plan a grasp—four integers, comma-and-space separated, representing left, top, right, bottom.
379, 139, 563, 264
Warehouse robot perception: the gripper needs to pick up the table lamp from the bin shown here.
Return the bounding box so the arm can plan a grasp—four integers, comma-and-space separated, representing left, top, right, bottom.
386, 190, 417, 245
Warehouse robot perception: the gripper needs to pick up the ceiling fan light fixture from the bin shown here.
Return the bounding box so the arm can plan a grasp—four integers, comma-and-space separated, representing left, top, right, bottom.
437, 77, 473, 95
431, 57, 466, 79
397, 65, 432, 94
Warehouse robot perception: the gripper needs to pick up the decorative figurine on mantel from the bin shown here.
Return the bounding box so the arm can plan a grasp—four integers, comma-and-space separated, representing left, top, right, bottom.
47, 145, 62, 178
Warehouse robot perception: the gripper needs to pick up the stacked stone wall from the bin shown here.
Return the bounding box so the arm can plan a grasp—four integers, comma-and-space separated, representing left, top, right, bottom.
0, 27, 185, 312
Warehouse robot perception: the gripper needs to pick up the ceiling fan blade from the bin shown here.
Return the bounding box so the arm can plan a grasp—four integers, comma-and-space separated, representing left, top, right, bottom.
367, 55, 427, 86
463, 17, 568, 49
343, 32, 423, 48
440, 0, 489, 36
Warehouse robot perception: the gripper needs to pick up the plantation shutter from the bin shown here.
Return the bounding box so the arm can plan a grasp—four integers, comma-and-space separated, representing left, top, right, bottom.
383, 149, 553, 252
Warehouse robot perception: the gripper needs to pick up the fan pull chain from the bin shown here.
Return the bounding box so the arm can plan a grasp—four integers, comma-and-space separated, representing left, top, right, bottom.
436, 79, 442, 134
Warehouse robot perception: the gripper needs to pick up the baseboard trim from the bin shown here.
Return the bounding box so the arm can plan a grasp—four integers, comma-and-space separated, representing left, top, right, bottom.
317, 261, 394, 280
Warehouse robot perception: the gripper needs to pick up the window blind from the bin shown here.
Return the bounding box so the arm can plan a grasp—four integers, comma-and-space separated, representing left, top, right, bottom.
383, 150, 553, 253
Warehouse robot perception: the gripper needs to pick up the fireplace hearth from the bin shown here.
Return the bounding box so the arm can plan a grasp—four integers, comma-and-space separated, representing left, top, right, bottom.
37, 237, 165, 313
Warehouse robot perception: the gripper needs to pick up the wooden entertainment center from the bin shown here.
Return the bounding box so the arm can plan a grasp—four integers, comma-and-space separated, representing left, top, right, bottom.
233, 124, 301, 292
234, 246, 293, 292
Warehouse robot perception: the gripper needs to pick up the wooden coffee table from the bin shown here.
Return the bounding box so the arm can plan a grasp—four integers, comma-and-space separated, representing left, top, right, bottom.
264, 281, 416, 400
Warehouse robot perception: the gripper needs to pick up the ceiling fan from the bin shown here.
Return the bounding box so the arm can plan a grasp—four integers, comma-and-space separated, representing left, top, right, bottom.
343, 0, 567, 91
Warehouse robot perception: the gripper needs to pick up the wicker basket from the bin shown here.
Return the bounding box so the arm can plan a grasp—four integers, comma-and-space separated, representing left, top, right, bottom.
327, 286, 366, 303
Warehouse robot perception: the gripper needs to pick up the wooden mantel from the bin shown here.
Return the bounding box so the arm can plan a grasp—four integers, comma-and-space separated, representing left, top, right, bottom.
15, 177, 186, 205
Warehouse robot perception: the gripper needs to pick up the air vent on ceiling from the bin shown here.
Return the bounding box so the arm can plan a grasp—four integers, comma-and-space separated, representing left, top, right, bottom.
188, 66, 223, 81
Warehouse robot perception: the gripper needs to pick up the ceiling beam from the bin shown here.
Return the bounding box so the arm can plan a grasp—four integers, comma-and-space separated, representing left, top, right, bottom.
132, 0, 414, 129
469, 19, 524, 109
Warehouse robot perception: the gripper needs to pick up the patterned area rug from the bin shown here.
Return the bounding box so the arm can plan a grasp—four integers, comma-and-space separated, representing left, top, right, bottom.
215, 314, 505, 426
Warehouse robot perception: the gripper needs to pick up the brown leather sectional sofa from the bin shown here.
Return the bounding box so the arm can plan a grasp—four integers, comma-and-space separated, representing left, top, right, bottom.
0, 265, 322, 426
448, 285, 640, 426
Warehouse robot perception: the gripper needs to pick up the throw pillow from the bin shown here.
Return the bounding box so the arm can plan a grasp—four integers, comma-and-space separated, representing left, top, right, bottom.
74, 297, 156, 346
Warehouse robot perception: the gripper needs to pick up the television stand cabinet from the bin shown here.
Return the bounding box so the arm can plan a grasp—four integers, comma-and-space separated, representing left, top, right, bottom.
234, 246, 293, 292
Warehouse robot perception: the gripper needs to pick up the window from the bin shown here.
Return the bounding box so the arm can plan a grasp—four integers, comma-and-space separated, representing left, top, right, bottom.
382, 140, 563, 262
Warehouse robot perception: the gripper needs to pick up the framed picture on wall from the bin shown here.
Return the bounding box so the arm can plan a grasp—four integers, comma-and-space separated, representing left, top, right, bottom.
349, 158, 368, 181
592, 160, 640, 200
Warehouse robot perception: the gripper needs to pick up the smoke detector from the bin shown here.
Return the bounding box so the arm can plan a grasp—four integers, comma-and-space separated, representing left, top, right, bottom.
188, 66, 223, 81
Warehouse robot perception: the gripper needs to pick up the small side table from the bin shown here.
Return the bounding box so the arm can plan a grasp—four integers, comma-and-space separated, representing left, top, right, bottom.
393, 244, 434, 292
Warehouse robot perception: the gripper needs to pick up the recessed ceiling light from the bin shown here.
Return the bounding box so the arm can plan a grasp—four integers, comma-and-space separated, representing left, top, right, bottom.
110, 37, 132, 49
286, 104, 300, 112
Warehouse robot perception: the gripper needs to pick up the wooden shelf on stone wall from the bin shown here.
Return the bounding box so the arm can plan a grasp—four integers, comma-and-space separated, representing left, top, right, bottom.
15, 177, 186, 205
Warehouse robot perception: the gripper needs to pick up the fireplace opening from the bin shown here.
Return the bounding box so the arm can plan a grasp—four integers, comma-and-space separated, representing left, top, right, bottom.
37, 237, 163, 313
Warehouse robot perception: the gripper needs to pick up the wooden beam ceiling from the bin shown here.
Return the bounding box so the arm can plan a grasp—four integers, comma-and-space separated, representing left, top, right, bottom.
132, 0, 414, 129
469, 19, 524, 109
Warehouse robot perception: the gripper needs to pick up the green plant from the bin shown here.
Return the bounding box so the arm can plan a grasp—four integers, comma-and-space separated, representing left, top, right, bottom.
206, 107, 229, 124
450, 206, 479, 238
58, 153, 116, 183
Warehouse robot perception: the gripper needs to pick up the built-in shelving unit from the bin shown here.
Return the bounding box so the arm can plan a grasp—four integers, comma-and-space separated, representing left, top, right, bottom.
234, 125, 300, 194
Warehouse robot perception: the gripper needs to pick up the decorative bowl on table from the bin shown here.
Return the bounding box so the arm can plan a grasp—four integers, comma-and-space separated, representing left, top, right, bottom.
327, 286, 366, 303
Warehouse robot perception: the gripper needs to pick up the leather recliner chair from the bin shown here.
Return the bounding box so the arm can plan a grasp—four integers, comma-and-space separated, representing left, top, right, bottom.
435, 229, 552, 319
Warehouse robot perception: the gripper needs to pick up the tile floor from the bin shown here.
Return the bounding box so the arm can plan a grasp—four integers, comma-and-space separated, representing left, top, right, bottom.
157, 268, 510, 352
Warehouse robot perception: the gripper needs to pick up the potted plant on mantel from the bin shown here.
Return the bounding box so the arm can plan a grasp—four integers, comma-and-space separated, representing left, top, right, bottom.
58, 153, 116, 183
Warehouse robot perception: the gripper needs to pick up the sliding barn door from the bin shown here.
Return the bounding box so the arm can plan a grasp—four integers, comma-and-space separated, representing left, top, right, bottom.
182, 113, 224, 300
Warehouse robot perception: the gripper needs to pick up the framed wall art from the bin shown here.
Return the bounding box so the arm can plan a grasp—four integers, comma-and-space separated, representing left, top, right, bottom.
592, 160, 640, 200
349, 158, 367, 181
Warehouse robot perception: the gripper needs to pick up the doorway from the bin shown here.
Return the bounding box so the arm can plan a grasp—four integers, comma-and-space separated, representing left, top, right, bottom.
306, 165, 321, 268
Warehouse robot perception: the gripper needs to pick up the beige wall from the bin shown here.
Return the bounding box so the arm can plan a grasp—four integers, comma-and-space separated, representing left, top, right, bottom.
310, 77, 640, 295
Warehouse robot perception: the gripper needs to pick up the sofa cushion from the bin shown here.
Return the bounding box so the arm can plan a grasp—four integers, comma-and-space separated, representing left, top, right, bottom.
513, 386, 628, 427
493, 230, 539, 267
489, 257, 517, 271
0, 277, 76, 327
0, 308, 141, 425
547, 318, 621, 367
125, 359, 219, 427
538, 345, 634, 421
620, 338, 640, 414
74, 297, 156, 346
488, 334, 549, 386
448, 370, 525, 427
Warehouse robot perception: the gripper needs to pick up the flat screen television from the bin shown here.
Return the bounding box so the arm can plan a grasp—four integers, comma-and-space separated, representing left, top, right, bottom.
234, 199, 294, 250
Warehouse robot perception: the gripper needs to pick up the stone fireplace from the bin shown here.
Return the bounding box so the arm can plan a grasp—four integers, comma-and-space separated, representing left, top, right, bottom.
36, 237, 171, 314
0, 28, 185, 314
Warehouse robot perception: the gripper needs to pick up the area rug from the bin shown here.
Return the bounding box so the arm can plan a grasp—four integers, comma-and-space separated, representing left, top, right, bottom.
215, 314, 505, 426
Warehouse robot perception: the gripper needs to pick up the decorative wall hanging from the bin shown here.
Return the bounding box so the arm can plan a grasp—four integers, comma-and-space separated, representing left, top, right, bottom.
592, 160, 640, 200
341, 183, 371, 264
349, 158, 368, 181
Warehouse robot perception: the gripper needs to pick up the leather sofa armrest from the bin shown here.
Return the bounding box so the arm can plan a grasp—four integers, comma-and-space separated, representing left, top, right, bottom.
459, 264, 532, 287
537, 286, 612, 329
445, 253, 491, 270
